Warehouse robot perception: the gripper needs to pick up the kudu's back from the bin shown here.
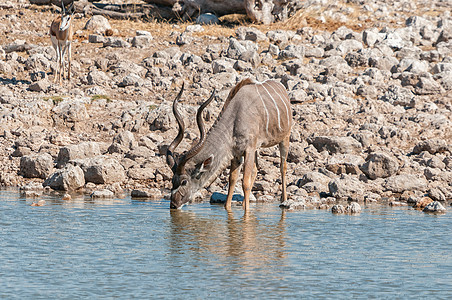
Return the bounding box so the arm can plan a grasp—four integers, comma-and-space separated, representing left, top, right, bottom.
220, 79, 292, 152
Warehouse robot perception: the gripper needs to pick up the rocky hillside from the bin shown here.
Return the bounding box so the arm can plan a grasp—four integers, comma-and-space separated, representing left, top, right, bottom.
0, 0, 451, 211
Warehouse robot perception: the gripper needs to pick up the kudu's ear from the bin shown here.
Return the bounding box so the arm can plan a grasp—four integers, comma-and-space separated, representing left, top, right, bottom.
193, 155, 214, 179
200, 155, 214, 172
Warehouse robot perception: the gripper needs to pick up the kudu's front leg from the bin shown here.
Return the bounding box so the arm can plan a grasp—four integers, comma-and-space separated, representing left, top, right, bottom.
279, 135, 290, 202
225, 158, 241, 210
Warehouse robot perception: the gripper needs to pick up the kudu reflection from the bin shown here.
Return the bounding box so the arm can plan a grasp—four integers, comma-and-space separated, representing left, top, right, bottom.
169, 209, 287, 269
166, 79, 292, 211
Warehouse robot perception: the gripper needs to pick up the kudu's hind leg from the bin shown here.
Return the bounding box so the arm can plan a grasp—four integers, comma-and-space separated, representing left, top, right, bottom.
242, 149, 257, 211
225, 158, 241, 210
279, 135, 290, 202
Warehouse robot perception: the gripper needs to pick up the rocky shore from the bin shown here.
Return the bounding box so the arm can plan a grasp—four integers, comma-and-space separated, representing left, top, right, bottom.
0, 0, 451, 212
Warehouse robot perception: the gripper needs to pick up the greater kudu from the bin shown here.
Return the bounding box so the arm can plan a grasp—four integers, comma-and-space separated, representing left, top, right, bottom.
50, 1, 74, 85
166, 78, 292, 211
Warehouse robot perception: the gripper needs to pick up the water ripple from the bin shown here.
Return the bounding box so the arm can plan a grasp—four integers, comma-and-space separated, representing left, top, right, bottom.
1, 190, 451, 299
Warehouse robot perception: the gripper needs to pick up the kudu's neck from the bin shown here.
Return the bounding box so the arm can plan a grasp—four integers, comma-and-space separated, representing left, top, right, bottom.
192, 118, 235, 189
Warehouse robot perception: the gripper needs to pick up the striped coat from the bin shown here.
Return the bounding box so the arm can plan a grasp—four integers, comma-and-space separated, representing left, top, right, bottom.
167, 78, 292, 210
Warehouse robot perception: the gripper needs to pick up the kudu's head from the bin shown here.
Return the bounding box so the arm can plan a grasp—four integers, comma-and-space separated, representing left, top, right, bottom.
59, 1, 74, 31
166, 83, 215, 209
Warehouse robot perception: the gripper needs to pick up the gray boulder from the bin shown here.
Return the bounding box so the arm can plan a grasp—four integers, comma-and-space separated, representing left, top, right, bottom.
20, 153, 54, 179
227, 38, 258, 60
24, 54, 50, 71
0, 61, 13, 74
413, 139, 448, 154
384, 174, 428, 193
362, 29, 383, 47
127, 167, 155, 180
176, 32, 194, 46
279, 45, 305, 59
431, 63, 452, 74
29, 79, 51, 93
336, 40, 363, 55
44, 164, 85, 191
57, 142, 101, 167
298, 170, 333, 193
125, 146, 155, 161
108, 131, 138, 154
132, 35, 153, 48
361, 152, 399, 179
328, 175, 365, 199
88, 34, 106, 43
308, 136, 362, 154
267, 30, 292, 44
76, 156, 125, 184
87, 70, 110, 85
436, 27, 452, 44
380, 85, 415, 107
212, 59, 234, 74
118, 73, 144, 87
415, 76, 444, 95
84, 15, 112, 34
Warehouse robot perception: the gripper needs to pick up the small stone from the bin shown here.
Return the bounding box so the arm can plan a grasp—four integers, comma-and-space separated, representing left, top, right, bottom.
413, 197, 434, 209
423, 201, 446, 213
31, 200, 46, 207
25, 191, 42, 198
332, 204, 345, 214
196, 13, 219, 25
389, 201, 407, 207
280, 198, 307, 210
91, 189, 114, 199
210, 192, 243, 204
131, 188, 162, 200
345, 202, 362, 214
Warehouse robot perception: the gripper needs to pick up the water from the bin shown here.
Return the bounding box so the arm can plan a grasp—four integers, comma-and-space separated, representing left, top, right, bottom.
1, 189, 451, 299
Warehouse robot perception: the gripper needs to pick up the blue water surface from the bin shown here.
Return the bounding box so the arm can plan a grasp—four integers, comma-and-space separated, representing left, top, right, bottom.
1, 189, 451, 299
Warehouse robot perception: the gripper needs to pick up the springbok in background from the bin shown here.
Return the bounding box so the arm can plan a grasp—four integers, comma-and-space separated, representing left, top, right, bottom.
166, 78, 292, 211
50, 1, 74, 85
